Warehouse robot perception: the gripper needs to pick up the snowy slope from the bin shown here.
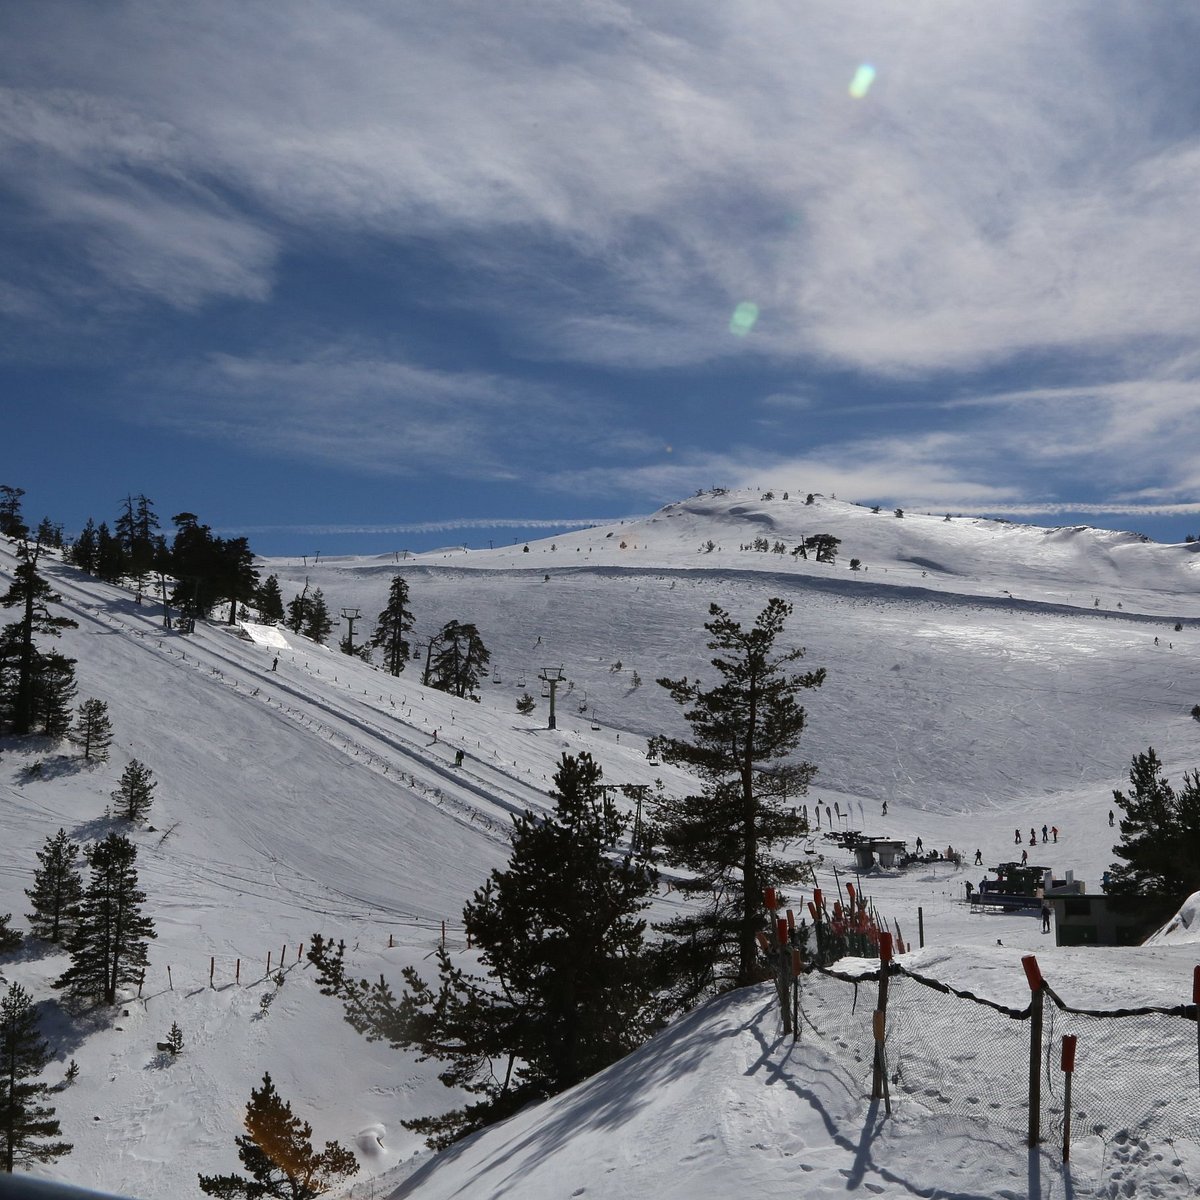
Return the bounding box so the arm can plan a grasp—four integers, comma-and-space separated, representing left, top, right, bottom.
0, 494, 1198, 1199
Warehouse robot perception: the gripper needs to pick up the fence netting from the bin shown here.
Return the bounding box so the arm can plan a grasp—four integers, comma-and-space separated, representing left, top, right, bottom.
793, 961, 1199, 1151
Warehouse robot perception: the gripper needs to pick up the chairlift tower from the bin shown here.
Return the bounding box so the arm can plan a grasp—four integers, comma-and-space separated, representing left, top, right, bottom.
538, 665, 566, 730
340, 608, 361, 652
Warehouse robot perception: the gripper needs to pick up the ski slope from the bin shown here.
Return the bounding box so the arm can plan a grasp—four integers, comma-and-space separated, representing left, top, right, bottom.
1, 492, 1199, 1199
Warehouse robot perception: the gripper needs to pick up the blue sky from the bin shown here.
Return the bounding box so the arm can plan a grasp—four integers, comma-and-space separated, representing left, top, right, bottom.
3, 1, 1200, 555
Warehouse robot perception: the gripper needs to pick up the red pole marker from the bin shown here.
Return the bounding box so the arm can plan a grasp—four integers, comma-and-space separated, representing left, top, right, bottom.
1192, 964, 1200, 1005
764, 886, 778, 911
776, 917, 789, 945
813, 887, 823, 910
1061, 1034, 1077, 1073
879, 932, 894, 963
786, 908, 796, 931
808, 901, 818, 920
1022, 954, 1043, 991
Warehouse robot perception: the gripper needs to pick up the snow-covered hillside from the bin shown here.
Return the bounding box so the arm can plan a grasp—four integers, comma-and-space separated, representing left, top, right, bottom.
1, 493, 1199, 1199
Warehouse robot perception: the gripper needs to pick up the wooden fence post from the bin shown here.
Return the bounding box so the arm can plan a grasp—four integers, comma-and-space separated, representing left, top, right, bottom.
918, 906, 925, 948
266, 950, 272, 976
872, 932, 893, 1104
167, 965, 173, 991
1193, 966, 1200, 1103
1061, 1034, 1077, 1162
236, 958, 241, 985
209, 956, 215, 988
1022, 954, 1045, 1146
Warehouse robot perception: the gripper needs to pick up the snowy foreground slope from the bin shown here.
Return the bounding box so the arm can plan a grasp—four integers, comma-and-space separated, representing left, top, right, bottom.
0, 492, 1198, 1200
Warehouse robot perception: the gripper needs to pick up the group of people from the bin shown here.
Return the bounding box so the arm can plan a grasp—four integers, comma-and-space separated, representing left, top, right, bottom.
1014, 823, 1058, 847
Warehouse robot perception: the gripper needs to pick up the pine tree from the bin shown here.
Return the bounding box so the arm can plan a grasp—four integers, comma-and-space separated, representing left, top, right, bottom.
1108, 748, 1200, 898
72, 699, 113, 762
56, 833, 155, 1007
198, 1072, 358, 1199
285, 585, 310, 634
302, 590, 333, 643
255, 576, 286, 625
112, 759, 157, 823
32, 651, 76, 739
368, 576, 413, 676
428, 620, 490, 699
515, 692, 536, 715
0, 538, 78, 735
311, 752, 660, 1148
217, 537, 259, 625
649, 599, 824, 1002
0, 915, 21, 954
0, 486, 27, 540
0, 983, 72, 1174
93, 522, 124, 584
115, 495, 160, 601
67, 519, 99, 574
164, 1022, 184, 1056
25, 829, 84, 944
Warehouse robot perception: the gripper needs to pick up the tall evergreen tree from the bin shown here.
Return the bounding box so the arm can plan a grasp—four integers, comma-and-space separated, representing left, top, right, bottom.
93, 522, 124, 584
0, 538, 78, 735
114, 495, 160, 601
649, 599, 824, 1003
284, 585, 310, 634
1108, 748, 1200, 898
255, 575, 286, 625
428, 620, 490, 699
0, 915, 21, 954
368, 576, 413, 676
67, 519, 99, 575
56, 833, 155, 1007
112, 759, 157, 823
217, 537, 259, 625
32, 651, 76, 739
311, 752, 660, 1148
0, 486, 27, 540
25, 829, 84, 945
197, 1072, 358, 1199
0, 982, 72, 1174
33, 518, 62, 551
302, 590, 333, 643
72, 699, 113, 762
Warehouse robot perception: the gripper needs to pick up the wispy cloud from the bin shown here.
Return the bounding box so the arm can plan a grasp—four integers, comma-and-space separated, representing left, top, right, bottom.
223, 516, 632, 537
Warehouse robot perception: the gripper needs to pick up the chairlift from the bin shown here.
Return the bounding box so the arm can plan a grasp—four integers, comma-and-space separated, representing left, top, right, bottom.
517, 670, 527, 687
541, 679, 551, 698
492, 668, 502, 684
590, 707, 601, 731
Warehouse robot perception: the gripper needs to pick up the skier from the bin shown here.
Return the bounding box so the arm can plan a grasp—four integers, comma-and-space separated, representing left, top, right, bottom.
271, 656, 278, 672
1021, 849, 1028, 866
1051, 825, 1058, 843
1030, 827, 1037, 846
1041, 902, 1052, 934
1109, 809, 1115, 827
881, 800, 888, 816
915, 836, 923, 854
1041, 823, 1048, 843
1015, 828, 1022, 844
974, 848, 983, 866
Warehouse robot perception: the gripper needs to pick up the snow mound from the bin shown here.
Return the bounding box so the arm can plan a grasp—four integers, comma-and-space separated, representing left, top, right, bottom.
1145, 892, 1200, 944
238, 621, 292, 648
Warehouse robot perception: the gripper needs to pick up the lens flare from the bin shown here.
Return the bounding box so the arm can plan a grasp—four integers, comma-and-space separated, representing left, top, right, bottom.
849, 63, 876, 99
729, 302, 759, 336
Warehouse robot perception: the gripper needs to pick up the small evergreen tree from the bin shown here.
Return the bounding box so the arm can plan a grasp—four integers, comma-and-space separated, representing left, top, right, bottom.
56, 833, 156, 1006
650, 599, 824, 1004
0, 915, 21, 955
0, 982, 72, 1174
112, 759, 157, 823
255, 576, 286, 625
1108, 749, 1200, 898
165, 1022, 184, 1056
25, 829, 84, 944
0, 486, 27, 540
311, 752, 660, 1148
515, 692, 536, 715
72, 698, 113, 761
368, 576, 413, 676
197, 1072, 358, 1199
67, 519, 99, 574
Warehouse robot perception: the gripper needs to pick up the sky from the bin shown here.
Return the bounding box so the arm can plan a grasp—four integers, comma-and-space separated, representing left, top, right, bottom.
3, 0, 1200, 556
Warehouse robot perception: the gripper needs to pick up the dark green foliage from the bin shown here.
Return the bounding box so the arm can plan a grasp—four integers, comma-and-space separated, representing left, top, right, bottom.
255, 575, 286, 625
25, 829, 84, 944
56, 833, 155, 1007
650, 599, 823, 1003
427, 620, 490, 699
368, 576, 413, 676
1191, 704, 1200, 722
1108, 748, 1200, 899
304, 590, 332, 643
167, 513, 259, 623
165, 1022, 183, 1056
1, 983, 71, 1174
72, 698, 112, 761
198, 1072, 358, 1199
894, 507, 904, 518
803, 533, 841, 564
0, 915, 21, 955
0, 486, 27, 540
515, 692, 536, 715
94, 522, 123, 584
114, 495, 161, 600
34, 519, 62, 550
66, 519, 99, 574
311, 752, 660, 1149
0, 538, 78, 735
32, 651, 76, 739
112, 759, 157, 823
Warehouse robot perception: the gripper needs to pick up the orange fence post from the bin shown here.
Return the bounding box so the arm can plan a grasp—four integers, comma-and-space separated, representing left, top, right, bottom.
1022, 955, 1045, 1146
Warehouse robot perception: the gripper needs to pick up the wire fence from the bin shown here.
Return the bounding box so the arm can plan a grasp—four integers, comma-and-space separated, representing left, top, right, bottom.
791, 956, 1200, 1153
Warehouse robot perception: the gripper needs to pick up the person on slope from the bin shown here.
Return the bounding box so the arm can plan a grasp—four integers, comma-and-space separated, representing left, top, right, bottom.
974, 848, 983, 866
1041, 902, 1052, 934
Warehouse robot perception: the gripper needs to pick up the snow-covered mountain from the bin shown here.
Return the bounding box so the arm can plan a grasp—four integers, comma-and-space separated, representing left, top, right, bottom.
1, 490, 1198, 1199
